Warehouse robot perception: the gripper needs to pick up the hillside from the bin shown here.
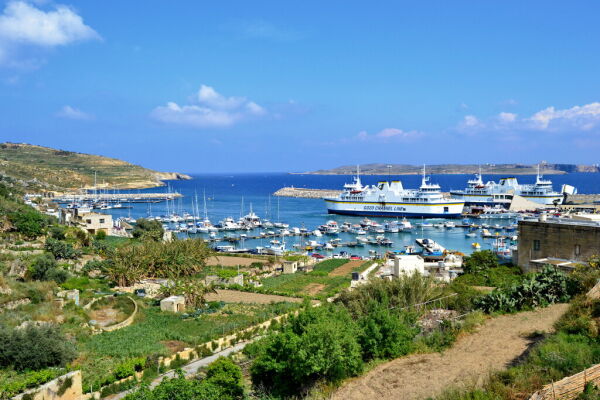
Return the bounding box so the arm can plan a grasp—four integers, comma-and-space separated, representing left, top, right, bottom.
0, 143, 190, 191
302, 163, 599, 175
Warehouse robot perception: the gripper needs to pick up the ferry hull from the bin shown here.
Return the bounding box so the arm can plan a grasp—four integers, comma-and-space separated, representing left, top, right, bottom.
450, 192, 563, 206
325, 200, 464, 218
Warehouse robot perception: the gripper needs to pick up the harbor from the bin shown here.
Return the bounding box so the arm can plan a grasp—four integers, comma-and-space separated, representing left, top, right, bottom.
41, 170, 600, 260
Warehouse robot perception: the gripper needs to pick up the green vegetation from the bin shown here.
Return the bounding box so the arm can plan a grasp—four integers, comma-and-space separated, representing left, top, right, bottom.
435, 297, 600, 400
103, 238, 212, 286
0, 325, 77, 371
78, 301, 298, 389
123, 358, 244, 400
456, 251, 524, 289
9, 210, 50, 239
259, 259, 367, 298
132, 218, 164, 242
248, 273, 477, 397
475, 266, 574, 313
27, 254, 68, 284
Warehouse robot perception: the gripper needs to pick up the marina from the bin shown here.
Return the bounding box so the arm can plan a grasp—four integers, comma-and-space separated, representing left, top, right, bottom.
46, 172, 581, 258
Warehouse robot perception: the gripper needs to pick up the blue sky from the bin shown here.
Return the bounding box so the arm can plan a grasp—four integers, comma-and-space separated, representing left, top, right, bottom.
1, 1, 600, 173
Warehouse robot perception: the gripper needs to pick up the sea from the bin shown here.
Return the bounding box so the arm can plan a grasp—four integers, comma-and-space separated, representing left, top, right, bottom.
100, 173, 600, 257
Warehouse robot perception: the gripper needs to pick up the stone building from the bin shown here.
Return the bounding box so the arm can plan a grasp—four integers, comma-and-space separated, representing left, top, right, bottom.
160, 295, 186, 312
517, 216, 600, 272
60, 209, 113, 235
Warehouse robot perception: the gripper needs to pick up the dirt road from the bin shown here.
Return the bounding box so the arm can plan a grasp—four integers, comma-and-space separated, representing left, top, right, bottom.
204, 289, 305, 304
332, 303, 569, 400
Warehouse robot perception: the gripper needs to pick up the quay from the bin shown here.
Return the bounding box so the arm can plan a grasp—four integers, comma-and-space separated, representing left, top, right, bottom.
52, 192, 182, 203
274, 187, 342, 199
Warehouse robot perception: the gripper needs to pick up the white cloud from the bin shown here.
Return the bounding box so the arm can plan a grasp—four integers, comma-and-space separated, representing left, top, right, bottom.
463, 115, 479, 127
56, 105, 93, 120
456, 101, 600, 134
357, 128, 423, 142
498, 112, 517, 123
151, 85, 267, 128
529, 102, 600, 131
0, 1, 99, 46
0, 1, 99, 66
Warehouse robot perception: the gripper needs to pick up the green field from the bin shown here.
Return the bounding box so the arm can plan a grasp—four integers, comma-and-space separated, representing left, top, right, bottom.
77, 300, 299, 388
260, 259, 373, 298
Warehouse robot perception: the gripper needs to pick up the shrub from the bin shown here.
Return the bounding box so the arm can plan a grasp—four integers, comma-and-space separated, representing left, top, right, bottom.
0, 325, 77, 371
45, 238, 80, 260
204, 357, 244, 399
475, 266, 574, 314
250, 304, 363, 396
132, 218, 164, 242
95, 230, 107, 241
28, 254, 68, 284
10, 210, 48, 239
357, 302, 419, 360
463, 250, 500, 275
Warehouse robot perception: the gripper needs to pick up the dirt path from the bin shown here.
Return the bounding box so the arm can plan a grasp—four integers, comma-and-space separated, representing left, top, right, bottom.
329, 260, 364, 277
204, 289, 304, 304
332, 303, 569, 400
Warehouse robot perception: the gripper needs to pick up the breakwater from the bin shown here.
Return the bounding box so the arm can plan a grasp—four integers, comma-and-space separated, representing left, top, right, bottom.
274, 187, 341, 199
51, 192, 182, 203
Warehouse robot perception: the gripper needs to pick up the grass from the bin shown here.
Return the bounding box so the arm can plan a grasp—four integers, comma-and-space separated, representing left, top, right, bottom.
454, 265, 523, 288
77, 300, 300, 388
259, 259, 369, 298
311, 259, 349, 274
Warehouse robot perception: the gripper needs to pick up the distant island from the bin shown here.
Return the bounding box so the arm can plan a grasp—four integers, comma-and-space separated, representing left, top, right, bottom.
297, 163, 599, 175
0, 142, 190, 191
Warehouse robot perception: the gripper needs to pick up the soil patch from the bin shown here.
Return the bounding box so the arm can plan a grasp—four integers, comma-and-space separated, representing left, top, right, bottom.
161, 340, 187, 353
329, 260, 365, 277
204, 289, 304, 304
302, 283, 326, 296
206, 256, 265, 267
90, 308, 120, 327
332, 303, 569, 400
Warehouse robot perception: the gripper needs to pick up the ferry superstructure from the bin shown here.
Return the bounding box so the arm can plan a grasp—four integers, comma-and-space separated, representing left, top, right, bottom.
324, 168, 464, 218
450, 167, 576, 206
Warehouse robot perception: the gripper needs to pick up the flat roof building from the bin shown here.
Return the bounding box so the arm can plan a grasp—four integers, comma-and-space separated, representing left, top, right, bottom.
518, 215, 600, 272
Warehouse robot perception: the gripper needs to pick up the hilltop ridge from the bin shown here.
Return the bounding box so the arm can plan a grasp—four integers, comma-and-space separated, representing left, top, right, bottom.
300, 163, 599, 175
0, 142, 191, 191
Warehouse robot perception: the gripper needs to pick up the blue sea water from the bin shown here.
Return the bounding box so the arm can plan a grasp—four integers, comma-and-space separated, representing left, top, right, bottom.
102, 173, 600, 257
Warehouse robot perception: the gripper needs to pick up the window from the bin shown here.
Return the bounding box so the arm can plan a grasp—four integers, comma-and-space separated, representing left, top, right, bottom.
99, 219, 105, 223
443, 206, 449, 212
575, 244, 581, 256
533, 240, 540, 251
86, 219, 92, 224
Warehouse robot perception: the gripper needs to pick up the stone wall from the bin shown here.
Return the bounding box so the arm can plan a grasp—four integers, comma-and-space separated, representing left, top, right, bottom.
11, 371, 82, 400
518, 221, 600, 272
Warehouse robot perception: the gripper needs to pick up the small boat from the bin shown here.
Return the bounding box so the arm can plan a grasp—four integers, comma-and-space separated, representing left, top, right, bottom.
465, 232, 477, 238
472, 242, 481, 249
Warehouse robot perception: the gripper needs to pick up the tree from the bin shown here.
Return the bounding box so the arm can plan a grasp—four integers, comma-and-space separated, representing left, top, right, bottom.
204, 357, 244, 400
104, 245, 146, 287
28, 254, 68, 284
10, 210, 48, 239
0, 325, 77, 371
251, 304, 364, 396
463, 250, 500, 275
132, 218, 164, 242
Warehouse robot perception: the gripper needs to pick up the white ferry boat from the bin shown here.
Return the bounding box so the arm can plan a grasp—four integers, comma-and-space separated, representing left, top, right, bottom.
324, 167, 464, 218
450, 167, 576, 206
